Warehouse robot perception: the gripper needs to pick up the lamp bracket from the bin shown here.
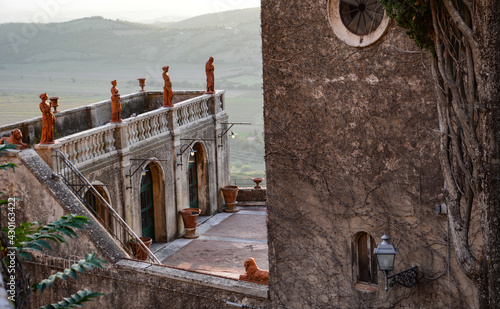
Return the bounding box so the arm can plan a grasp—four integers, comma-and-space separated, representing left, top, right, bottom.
388, 266, 418, 288
177, 138, 214, 166
126, 158, 169, 189
218, 122, 251, 147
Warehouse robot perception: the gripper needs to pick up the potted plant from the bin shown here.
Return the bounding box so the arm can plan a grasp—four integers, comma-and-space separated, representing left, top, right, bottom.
129, 237, 153, 261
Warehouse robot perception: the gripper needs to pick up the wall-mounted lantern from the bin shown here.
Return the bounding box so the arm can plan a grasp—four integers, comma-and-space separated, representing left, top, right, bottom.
218, 122, 251, 147
126, 158, 168, 190
373, 235, 418, 291
177, 138, 213, 167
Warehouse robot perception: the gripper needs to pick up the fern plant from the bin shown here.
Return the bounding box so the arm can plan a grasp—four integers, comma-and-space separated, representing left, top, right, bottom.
2, 215, 107, 309
38, 289, 104, 309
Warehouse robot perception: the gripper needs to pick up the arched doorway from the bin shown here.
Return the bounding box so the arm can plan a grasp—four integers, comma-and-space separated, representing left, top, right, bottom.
353, 232, 378, 285
188, 151, 199, 209
140, 165, 155, 239
84, 185, 112, 231
188, 142, 210, 214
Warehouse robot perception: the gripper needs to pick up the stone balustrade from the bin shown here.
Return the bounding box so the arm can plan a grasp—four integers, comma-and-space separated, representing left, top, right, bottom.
50, 124, 117, 165
32, 90, 226, 168
124, 108, 169, 145
172, 95, 212, 128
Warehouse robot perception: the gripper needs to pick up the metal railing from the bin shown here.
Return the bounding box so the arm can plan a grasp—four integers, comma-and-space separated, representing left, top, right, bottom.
53, 150, 161, 264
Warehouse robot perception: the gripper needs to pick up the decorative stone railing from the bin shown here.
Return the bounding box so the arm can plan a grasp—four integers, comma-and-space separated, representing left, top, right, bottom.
33, 90, 226, 168
51, 124, 117, 164
172, 95, 212, 128
124, 108, 169, 145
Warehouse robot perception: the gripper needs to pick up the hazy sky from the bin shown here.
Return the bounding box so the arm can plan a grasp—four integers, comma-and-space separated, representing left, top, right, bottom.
0, 0, 261, 23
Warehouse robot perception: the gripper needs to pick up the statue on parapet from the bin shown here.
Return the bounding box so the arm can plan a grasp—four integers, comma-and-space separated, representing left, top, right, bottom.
239, 257, 269, 285
110, 80, 122, 123
205, 56, 215, 94
0, 129, 28, 149
39, 93, 56, 144
162, 66, 174, 107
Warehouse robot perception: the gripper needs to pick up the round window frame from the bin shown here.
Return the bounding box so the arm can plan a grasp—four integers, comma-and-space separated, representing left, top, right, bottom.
328, 0, 391, 48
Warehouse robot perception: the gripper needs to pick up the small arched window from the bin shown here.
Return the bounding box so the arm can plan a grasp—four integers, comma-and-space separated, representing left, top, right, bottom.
355, 232, 378, 285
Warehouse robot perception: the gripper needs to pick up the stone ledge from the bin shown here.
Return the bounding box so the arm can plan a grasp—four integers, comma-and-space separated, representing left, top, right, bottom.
354, 282, 378, 293
116, 258, 269, 299
236, 188, 266, 202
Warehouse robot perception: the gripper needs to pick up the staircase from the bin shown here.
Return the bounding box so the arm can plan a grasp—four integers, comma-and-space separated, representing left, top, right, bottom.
53, 150, 160, 264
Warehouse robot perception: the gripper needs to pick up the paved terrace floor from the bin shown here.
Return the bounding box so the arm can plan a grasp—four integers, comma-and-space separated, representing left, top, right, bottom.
150, 206, 268, 280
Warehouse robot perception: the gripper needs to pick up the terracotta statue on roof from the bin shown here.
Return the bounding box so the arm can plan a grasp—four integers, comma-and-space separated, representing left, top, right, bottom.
205, 56, 215, 94
239, 257, 269, 285
110, 80, 122, 123
0, 129, 28, 149
39, 93, 56, 144
162, 66, 174, 107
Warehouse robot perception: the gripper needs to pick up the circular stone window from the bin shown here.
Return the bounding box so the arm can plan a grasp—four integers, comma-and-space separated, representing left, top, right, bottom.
328, 0, 390, 47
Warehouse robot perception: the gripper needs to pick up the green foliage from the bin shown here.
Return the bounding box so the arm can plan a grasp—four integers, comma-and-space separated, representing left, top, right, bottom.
4, 214, 90, 261
1, 215, 105, 307
32, 253, 107, 293
0, 144, 18, 172
37, 289, 104, 309
379, 0, 435, 51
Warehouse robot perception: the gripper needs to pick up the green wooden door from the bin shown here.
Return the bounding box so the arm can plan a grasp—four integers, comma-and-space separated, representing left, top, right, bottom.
188, 153, 198, 209
140, 166, 155, 239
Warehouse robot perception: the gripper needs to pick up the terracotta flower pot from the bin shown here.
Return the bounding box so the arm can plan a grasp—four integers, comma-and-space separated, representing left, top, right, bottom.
222, 185, 239, 213
222, 185, 239, 204
138, 78, 146, 92
252, 177, 264, 189
180, 208, 201, 239
129, 237, 152, 261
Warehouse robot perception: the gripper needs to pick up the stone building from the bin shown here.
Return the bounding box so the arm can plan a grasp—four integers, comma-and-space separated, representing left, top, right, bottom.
261, 0, 478, 308
0, 1, 483, 308
0, 90, 270, 308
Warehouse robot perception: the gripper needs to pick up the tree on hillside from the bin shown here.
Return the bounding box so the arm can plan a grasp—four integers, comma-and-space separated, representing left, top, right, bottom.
380, 0, 500, 307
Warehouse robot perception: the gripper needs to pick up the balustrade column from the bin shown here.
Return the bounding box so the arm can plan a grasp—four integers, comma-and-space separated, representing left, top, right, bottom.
114, 122, 129, 152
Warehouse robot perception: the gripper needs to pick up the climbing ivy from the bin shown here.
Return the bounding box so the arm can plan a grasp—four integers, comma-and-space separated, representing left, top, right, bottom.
379, 0, 434, 51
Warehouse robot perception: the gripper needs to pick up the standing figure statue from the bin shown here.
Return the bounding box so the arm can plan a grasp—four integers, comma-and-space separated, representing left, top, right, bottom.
162, 66, 174, 107
205, 56, 215, 94
110, 80, 122, 123
39, 93, 56, 144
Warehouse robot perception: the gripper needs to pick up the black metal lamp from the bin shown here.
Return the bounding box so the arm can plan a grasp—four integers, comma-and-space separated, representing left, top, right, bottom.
374, 235, 418, 291
218, 122, 250, 147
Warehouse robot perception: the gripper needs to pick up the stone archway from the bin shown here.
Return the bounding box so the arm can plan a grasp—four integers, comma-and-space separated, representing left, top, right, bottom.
191, 142, 210, 215
140, 161, 167, 242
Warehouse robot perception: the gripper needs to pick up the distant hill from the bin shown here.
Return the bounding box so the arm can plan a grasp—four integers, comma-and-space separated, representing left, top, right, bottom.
167, 7, 260, 29
0, 8, 261, 66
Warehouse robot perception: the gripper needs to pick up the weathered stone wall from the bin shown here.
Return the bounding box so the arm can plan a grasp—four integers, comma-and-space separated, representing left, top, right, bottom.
24, 260, 270, 309
261, 1, 477, 308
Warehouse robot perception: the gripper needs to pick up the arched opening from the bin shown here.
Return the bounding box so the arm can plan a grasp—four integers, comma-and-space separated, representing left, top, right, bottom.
84, 184, 112, 231
139, 162, 167, 241
188, 151, 199, 209
188, 142, 210, 215
140, 165, 155, 239
353, 232, 378, 285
